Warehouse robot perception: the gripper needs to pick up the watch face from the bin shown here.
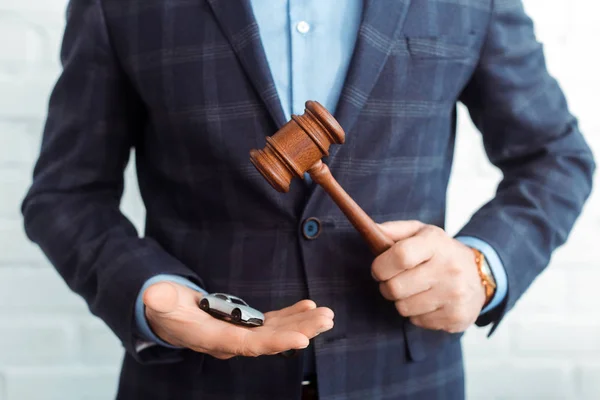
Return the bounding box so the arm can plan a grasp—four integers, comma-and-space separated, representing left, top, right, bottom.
481, 258, 496, 284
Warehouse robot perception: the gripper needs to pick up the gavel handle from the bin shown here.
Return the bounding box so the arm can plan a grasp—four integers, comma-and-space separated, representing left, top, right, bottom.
308, 161, 395, 256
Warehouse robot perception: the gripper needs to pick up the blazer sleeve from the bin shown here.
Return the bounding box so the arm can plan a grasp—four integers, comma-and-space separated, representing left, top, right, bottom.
21, 0, 204, 363
458, 0, 595, 333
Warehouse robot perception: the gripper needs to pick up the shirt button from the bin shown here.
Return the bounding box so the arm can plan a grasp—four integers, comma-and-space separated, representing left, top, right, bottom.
296, 21, 311, 34
302, 217, 321, 240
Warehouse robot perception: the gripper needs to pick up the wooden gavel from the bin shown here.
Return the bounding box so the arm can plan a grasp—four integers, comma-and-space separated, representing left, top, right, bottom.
250, 100, 395, 256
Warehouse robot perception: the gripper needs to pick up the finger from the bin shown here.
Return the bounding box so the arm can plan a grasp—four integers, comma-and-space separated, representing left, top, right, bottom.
196, 322, 254, 356
290, 317, 334, 340
409, 303, 473, 332
378, 220, 424, 241
378, 263, 434, 301
409, 308, 446, 331
372, 235, 434, 281
207, 351, 235, 360
228, 329, 310, 357
264, 299, 317, 320
198, 317, 309, 357
233, 307, 333, 356
416, 224, 447, 242
395, 289, 443, 317
273, 306, 334, 327
276, 308, 335, 338
162, 300, 325, 356
247, 330, 311, 355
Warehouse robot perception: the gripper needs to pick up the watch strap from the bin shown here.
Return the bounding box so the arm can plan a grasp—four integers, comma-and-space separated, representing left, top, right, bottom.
472, 248, 497, 307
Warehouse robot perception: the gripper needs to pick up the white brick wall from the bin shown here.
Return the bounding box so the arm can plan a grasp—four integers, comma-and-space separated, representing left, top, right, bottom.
0, 1, 598, 399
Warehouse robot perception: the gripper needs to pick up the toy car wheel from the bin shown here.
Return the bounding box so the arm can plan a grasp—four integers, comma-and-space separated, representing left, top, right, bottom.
200, 298, 209, 311
231, 308, 242, 322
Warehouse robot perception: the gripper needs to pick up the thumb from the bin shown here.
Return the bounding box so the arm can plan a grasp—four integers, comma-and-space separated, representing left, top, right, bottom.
143, 281, 181, 314
377, 220, 424, 241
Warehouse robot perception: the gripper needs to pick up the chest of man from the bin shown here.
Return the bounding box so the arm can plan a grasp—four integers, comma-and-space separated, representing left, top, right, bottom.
102, 0, 491, 225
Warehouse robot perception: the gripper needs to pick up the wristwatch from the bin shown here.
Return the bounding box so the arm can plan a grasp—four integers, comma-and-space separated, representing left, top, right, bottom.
471, 248, 497, 307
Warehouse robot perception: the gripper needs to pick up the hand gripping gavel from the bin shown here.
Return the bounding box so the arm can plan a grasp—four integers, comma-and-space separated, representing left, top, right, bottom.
250, 100, 395, 256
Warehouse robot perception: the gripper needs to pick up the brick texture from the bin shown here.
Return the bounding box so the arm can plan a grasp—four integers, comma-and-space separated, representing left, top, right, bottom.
79, 320, 125, 366
578, 364, 600, 400
1, 0, 599, 399
0, 268, 88, 313
465, 360, 575, 400
4, 368, 119, 400
0, 320, 77, 366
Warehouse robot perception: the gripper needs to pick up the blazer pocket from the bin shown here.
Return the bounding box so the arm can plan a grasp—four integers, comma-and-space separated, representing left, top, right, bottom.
405, 35, 478, 61
403, 319, 463, 362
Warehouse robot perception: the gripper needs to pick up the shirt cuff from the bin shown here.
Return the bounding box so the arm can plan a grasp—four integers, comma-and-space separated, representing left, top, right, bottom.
134, 274, 208, 351
455, 236, 508, 315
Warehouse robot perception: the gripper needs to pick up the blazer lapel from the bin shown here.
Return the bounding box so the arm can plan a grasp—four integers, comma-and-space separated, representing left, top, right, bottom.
329, 0, 412, 162
302, 0, 412, 215
206, 0, 287, 128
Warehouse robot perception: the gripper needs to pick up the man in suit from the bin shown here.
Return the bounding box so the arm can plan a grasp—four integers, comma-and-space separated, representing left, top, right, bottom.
22, 0, 595, 399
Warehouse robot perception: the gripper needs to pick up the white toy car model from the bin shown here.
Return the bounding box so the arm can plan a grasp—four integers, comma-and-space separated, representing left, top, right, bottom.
199, 293, 264, 326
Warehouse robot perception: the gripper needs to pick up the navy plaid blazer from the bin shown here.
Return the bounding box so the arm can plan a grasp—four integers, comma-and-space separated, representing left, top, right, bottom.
23, 0, 595, 399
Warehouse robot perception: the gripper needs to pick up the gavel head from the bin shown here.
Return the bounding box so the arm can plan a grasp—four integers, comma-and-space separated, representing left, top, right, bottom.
250, 100, 345, 192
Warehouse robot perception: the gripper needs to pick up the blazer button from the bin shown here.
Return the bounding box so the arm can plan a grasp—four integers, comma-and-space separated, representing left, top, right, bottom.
302, 217, 321, 240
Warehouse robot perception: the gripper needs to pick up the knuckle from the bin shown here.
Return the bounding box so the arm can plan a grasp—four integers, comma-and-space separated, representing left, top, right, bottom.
379, 281, 390, 298
371, 259, 385, 281
372, 266, 384, 282
435, 226, 447, 237
380, 281, 393, 300
315, 308, 331, 318
426, 226, 448, 244
445, 325, 458, 334
449, 285, 466, 300
395, 301, 409, 316
423, 225, 443, 237
383, 280, 403, 300
450, 309, 468, 324
389, 280, 403, 299
414, 220, 426, 230
392, 243, 415, 270
446, 323, 467, 334
299, 299, 317, 309
447, 260, 463, 275
316, 315, 333, 328
392, 243, 409, 264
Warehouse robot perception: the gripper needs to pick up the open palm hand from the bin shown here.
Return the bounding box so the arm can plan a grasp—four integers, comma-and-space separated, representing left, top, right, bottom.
144, 281, 334, 359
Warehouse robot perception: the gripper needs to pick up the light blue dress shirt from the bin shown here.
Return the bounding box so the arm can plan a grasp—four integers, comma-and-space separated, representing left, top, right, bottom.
135, 0, 508, 350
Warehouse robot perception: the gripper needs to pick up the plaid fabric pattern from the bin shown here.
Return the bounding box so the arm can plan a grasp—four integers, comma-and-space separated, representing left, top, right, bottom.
22, 0, 594, 399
